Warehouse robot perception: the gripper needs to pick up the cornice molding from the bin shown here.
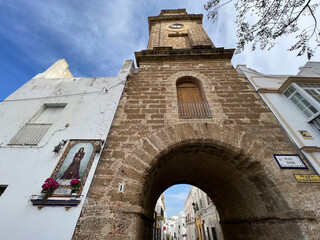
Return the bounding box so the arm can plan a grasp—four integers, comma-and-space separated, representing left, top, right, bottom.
135, 47, 235, 66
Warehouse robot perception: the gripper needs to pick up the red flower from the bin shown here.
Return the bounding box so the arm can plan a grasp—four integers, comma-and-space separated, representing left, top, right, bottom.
41, 178, 59, 190
52, 181, 59, 188
45, 178, 55, 183
70, 178, 80, 186
42, 182, 51, 190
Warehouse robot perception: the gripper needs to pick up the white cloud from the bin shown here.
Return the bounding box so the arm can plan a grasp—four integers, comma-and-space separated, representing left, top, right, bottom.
0, 0, 320, 100
166, 191, 189, 203
164, 187, 189, 204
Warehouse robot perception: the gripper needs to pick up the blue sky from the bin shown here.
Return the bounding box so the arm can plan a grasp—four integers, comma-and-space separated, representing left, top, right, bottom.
163, 184, 190, 217
1, 0, 320, 217
1, 0, 320, 101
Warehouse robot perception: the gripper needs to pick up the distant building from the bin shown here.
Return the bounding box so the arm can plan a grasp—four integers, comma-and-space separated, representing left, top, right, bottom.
175, 211, 187, 240
185, 186, 223, 240
237, 61, 320, 175
165, 213, 186, 240
166, 216, 179, 240
154, 194, 166, 240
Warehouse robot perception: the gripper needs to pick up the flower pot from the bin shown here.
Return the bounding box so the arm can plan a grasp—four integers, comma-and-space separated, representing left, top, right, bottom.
38, 192, 47, 200
71, 193, 78, 199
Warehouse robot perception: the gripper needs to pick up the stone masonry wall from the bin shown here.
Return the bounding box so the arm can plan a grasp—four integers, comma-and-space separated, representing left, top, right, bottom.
147, 20, 214, 49
73, 58, 320, 239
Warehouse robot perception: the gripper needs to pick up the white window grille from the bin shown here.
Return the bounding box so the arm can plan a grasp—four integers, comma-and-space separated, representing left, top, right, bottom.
296, 83, 320, 104
9, 104, 65, 145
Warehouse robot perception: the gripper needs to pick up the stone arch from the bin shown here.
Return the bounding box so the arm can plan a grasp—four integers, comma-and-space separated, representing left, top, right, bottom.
124, 123, 305, 239
176, 75, 205, 90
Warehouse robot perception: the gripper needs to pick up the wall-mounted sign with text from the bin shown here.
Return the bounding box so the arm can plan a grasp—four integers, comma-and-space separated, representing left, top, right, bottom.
294, 174, 320, 183
298, 130, 313, 139
273, 154, 308, 169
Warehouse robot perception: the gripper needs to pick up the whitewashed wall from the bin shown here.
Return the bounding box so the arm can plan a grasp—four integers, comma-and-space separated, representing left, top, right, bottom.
185, 187, 196, 240
0, 59, 134, 240
175, 211, 186, 240
185, 186, 223, 240
237, 62, 320, 175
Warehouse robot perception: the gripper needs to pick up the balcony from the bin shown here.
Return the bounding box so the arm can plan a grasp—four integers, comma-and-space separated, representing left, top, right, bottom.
156, 206, 164, 220
178, 101, 211, 119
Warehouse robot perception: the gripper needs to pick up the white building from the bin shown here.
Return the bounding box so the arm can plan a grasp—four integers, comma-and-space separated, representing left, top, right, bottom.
154, 194, 166, 240
237, 61, 320, 176
185, 186, 223, 240
175, 211, 187, 240
0, 59, 134, 240
185, 189, 197, 240
165, 212, 187, 240
167, 216, 178, 239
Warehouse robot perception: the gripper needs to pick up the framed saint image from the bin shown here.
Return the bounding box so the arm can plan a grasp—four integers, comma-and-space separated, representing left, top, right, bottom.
51, 139, 102, 196
273, 154, 308, 169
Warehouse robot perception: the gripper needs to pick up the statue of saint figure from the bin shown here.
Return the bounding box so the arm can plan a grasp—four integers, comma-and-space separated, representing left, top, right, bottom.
61, 147, 85, 179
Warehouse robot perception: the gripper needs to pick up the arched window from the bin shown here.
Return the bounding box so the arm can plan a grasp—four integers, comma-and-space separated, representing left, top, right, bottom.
176, 78, 211, 118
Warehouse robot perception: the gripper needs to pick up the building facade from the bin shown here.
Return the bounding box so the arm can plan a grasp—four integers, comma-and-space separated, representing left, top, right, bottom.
0, 59, 134, 239
185, 186, 223, 240
154, 194, 166, 240
167, 216, 178, 239
74, 9, 320, 240
237, 62, 320, 175
165, 213, 186, 240
175, 211, 187, 240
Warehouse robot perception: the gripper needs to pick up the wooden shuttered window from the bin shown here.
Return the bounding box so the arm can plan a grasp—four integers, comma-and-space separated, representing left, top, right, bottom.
177, 80, 211, 119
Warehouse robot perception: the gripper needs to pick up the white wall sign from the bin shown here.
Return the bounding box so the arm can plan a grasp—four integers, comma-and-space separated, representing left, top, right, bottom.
273, 154, 308, 169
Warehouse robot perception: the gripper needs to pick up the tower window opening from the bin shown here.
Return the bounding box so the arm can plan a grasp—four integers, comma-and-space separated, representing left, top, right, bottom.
176, 78, 211, 119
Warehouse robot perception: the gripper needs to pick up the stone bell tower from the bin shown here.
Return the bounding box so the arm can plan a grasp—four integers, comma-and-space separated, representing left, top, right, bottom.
74, 9, 320, 240
136, 9, 233, 67
147, 9, 214, 49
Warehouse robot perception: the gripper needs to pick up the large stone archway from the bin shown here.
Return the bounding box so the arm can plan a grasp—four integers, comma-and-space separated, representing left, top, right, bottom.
141, 140, 296, 239
74, 123, 319, 240
127, 124, 311, 239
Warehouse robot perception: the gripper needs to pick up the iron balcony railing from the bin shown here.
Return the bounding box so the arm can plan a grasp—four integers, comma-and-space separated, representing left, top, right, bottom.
178, 101, 212, 119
